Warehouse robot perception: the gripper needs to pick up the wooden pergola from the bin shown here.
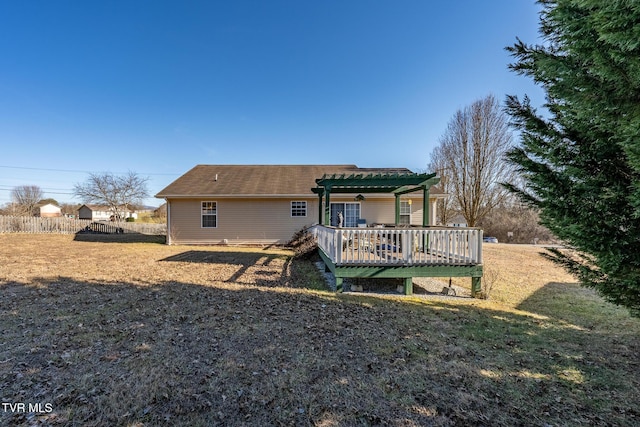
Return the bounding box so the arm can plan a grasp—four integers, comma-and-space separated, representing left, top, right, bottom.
311, 172, 441, 226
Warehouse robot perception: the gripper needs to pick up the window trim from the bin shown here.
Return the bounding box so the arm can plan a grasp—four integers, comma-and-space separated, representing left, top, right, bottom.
201, 201, 217, 228
399, 200, 411, 225
291, 201, 307, 217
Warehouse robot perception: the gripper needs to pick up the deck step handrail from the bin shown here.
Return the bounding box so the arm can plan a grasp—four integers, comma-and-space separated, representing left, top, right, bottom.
316, 225, 483, 266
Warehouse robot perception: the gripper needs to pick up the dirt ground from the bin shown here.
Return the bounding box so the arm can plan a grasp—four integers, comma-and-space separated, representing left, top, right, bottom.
1, 234, 639, 427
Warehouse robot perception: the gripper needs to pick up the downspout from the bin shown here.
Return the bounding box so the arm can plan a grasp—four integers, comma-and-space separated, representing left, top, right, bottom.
165, 198, 171, 245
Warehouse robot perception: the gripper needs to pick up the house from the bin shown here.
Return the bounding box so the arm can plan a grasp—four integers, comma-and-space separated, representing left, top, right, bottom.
155, 164, 446, 245
78, 204, 138, 221
447, 214, 468, 227
37, 203, 62, 218
154, 203, 167, 219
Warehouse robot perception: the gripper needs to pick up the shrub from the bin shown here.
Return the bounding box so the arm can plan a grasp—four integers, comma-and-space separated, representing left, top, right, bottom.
288, 226, 318, 259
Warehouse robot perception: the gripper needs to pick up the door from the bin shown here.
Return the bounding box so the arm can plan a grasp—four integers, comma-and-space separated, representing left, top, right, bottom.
330, 203, 360, 227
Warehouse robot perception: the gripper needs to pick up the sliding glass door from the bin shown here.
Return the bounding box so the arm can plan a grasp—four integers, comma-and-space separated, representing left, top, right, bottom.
330, 203, 360, 227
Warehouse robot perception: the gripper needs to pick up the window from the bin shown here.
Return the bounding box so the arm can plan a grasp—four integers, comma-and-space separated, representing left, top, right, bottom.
291, 201, 307, 217
330, 203, 360, 227
400, 201, 411, 225
201, 201, 217, 228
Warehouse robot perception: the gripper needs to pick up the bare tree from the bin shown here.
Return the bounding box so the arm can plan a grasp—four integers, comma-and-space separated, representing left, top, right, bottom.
427, 147, 457, 225
60, 203, 81, 217
11, 185, 44, 216
74, 171, 149, 222
430, 95, 514, 227
479, 201, 555, 244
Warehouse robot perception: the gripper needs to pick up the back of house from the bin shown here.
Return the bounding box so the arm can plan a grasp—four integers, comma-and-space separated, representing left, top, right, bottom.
155, 164, 443, 245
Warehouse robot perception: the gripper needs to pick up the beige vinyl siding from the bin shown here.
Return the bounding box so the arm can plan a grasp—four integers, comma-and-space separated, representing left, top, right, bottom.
349, 196, 432, 226
166, 194, 439, 245
356, 197, 396, 225
168, 198, 318, 244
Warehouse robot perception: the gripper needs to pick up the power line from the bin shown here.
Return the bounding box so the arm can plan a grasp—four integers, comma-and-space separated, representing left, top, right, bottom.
0, 188, 74, 195
0, 184, 73, 191
0, 165, 92, 174
0, 165, 181, 176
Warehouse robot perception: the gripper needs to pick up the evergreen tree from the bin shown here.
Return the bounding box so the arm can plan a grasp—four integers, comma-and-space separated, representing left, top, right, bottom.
505, 0, 640, 316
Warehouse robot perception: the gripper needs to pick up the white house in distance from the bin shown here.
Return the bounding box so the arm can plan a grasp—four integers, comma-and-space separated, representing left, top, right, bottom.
155, 164, 445, 245
37, 203, 62, 218
77, 204, 138, 221
447, 214, 468, 227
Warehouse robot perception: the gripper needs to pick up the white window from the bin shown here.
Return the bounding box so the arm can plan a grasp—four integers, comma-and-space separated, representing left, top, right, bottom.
291, 201, 307, 217
400, 201, 411, 225
201, 201, 217, 228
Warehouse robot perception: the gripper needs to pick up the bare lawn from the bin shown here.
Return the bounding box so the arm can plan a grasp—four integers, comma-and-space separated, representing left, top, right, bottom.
1, 234, 639, 426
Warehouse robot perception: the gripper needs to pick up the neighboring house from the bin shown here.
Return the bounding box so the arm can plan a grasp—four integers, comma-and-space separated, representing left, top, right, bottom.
37, 203, 62, 218
78, 204, 138, 221
447, 214, 468, 227
154, 203, 167, 219
155, 164, 445, 245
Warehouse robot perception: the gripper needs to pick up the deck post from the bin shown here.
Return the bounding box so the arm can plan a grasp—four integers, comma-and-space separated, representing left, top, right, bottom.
471, 276, 482, 297
403, 277, 413, 295
336, 276, 344, 292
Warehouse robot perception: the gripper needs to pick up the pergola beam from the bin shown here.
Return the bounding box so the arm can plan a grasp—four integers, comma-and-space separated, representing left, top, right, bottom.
316, 173, 437, 189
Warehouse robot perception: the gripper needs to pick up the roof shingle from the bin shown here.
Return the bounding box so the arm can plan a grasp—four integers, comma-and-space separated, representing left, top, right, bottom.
155, 164, 417, 197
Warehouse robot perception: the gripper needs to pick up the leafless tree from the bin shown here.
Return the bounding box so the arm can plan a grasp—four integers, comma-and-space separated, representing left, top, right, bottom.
430, 95, 515, 227
73, 171, 149, 222
427, 148, 457, 225
11, 185, 44, 216
60, 203, 81, 217
479, 201, 555, 244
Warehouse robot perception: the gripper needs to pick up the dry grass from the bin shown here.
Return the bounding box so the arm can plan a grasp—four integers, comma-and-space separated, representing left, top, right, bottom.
1, 235, 639, 426
447, 243, 576, 307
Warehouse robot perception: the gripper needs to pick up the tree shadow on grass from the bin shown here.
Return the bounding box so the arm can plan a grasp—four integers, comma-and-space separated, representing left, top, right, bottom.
159, 250, 326, 290
2, 277, 639, 426
517, 281, 638, 331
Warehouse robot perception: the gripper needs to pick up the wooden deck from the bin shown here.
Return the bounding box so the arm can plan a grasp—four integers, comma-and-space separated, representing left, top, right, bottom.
316, 225, 484, 295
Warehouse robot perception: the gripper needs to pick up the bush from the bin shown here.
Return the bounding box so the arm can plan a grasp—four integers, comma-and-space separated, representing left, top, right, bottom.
479, 205, 556, 244
288, 226, 318, 259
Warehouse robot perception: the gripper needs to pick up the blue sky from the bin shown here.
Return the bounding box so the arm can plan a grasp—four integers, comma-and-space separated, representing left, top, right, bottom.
0, 0, 544, 207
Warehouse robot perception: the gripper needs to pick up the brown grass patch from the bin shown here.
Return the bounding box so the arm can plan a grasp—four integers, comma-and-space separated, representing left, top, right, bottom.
1, 235, 639, 426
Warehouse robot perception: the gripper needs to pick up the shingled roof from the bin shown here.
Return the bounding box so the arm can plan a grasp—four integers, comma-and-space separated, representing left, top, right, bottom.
155, 164, 424, 197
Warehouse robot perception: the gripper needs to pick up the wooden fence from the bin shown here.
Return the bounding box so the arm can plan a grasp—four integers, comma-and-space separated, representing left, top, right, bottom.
0, 216, 166, 235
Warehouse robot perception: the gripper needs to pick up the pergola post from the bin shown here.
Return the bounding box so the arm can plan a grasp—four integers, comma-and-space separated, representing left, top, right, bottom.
422, 187, 430, 226
324, 189, 331, 226
317, 191, 324, 224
